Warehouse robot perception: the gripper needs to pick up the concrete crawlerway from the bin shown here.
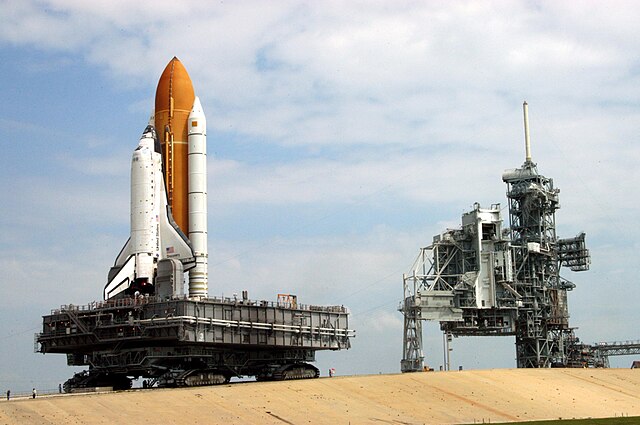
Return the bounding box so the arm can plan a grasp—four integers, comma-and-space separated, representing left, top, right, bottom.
1, 368, 639, 424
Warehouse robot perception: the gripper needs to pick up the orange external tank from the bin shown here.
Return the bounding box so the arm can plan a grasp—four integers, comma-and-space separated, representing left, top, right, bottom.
154, 57, 195, 235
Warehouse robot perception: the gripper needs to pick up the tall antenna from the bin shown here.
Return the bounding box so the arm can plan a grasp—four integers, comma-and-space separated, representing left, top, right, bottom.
523, 101, 532, 163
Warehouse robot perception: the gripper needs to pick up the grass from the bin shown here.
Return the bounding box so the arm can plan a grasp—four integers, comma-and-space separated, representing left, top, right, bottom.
471, 417, 640, 425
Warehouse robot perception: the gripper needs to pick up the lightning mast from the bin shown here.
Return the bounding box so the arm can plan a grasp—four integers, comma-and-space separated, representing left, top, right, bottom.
502, 102, 563, 367
502, 102, 590, 367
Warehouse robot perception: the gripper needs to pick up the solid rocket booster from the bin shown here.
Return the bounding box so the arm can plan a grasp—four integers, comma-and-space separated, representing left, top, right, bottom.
154, 57, 208, 298
187, 96, 208, 297
104, 126, 195, 300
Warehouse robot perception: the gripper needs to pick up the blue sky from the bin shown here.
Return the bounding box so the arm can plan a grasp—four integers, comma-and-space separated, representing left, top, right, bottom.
1, 1, 640, 391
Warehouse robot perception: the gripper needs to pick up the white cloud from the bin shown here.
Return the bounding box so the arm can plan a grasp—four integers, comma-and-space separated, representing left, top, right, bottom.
208, 149, 504, 208
4, 1, 640, 148
1, 0, 640, 387
369, 310, 403, 333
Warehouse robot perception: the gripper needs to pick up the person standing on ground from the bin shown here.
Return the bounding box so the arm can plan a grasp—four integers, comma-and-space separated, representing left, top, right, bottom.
32, 388, 36, 399
6, 390, 9, 400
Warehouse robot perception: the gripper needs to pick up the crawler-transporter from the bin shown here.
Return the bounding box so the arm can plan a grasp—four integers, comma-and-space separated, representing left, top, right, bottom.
38, 292, 352, 391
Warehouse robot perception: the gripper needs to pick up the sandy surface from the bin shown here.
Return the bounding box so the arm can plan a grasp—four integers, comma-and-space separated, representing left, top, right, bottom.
1, 368, 638, 424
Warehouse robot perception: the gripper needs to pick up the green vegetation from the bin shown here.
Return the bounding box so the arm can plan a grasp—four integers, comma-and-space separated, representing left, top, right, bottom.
471, 417, 640, 425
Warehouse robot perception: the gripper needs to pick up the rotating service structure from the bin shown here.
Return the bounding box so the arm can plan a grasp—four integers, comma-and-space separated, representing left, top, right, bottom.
36, 57, 354, 391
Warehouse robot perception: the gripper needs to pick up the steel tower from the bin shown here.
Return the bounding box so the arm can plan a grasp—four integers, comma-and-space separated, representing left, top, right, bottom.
400, 102, 591, 371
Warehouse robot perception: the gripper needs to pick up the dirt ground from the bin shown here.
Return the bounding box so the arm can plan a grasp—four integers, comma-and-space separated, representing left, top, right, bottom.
1, 368, 638, 424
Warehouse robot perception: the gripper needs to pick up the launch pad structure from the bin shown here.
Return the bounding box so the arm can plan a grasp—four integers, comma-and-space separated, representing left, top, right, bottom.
400, 102, 598, 371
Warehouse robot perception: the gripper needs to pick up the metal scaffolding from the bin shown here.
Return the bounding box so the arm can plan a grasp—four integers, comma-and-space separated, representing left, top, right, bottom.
400, 102, 593, 371
502, 160, 567, 367
400, 203, 521, 372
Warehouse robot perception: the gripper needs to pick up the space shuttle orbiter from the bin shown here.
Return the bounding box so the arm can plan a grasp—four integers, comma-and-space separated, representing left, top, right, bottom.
104, 126, 195, 299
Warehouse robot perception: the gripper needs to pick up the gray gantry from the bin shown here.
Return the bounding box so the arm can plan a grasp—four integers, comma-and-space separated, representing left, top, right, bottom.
400, 103, 592, 371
